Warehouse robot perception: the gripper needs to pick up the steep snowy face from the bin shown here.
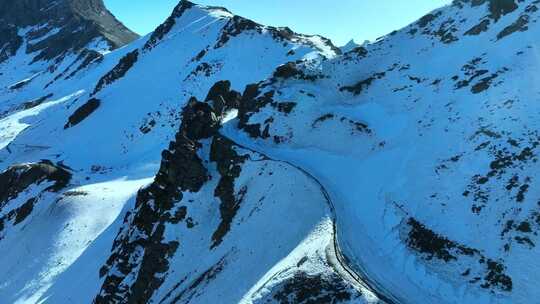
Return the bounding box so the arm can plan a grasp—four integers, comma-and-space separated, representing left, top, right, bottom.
0, 1, 351, 303
0, 0, 339, 173
209, 0, 540, 303
0, 0, 139, 128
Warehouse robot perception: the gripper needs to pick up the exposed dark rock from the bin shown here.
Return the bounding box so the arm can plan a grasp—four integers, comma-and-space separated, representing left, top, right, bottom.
433, 19, 459, 44
95, 141, 205, 303
488, 0, 518, 21
213, 11, 339, 55
12, 197, 37, 225
0, 0, 138, 63
274, 62, 302, 79
64, 98, 101, 129
166, 255, 228, 304
497, 14, 529, 40
417, 12, 442, 28
237, 87, 277, 138
406, 217, 512, 292
21, 93, 53, 110
465, 19, 491, 35
517, 221, 532, 233
272, 101, 297, 114
270, 272, 357, 304
0, 161, 71, 234
0, 93, 54, 118
455, 69, 489, 90
180, 97, 220, 140
204, 80, 241, 116
0, 160, 72, 206
193, 48, 208, 62
407, 218, 478, 262
96, 97, 224, 303
144, 0, 195, 50
8, 78, 33, 91
187, 62, 214, 78
452, 0, 518, 21
139, 119, 156, 134
349, 46, 368, 58
0, 25, 23, 63
273, 62, 320, 81
92, 50, 139, 95
156, 136, 209, 198
483, 260, 512, 291
340, 72, 386, 95
239, 84, 263, 115
205, 80, 231, 103
66, 49, 104, 79
210, 135, 248, 249
96, 108, 213, 302
215, 15, 261, 48
312, 114, 335, 127
471, 73, 499, 93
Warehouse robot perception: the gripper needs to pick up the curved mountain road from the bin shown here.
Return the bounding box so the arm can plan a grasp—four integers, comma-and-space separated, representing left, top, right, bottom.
226, 135, 402, 304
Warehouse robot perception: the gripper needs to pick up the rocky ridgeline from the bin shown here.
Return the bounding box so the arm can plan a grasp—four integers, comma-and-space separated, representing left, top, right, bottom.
94, 80, 363, 302
142, 0, 338, 54
95, 82, 252, 303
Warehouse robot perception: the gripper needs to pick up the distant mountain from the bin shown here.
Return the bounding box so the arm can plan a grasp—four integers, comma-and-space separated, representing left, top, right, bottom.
0, 0, 138, 63
340, 39, 360, 53
1, 0, 540, 303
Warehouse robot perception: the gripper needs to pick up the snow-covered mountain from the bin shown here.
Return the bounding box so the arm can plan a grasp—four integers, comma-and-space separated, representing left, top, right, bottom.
340, 39, 361, 53
1, 0, 540, 303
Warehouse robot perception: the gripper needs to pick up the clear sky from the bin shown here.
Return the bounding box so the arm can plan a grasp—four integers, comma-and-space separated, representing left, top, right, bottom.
104, 0, 452, 46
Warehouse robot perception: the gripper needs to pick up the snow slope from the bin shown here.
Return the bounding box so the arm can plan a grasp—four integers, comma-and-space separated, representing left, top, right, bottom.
3, 0, 540, 303
215, 0, 540, 303
0, 1, 373, 303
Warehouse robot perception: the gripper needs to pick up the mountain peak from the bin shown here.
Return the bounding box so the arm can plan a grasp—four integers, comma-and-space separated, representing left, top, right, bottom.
340, 39, 360, 53
144, 0, 338, 56
0, 0, 138, 62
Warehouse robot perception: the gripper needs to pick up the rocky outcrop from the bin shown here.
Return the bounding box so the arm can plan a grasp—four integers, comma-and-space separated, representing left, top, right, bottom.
0, 161, 72, 235
214, 14, 339, 53
0, 25, 23, 63
95, 100, 212, 303
209, 135, 248, 248
96, 89, 247, 302
267, 272, 359, 304
92, 50, 139, 95
144, 0, 195, 50
0, 160, 71, 206
204, 80, 241, 116
64, 98, 101, 129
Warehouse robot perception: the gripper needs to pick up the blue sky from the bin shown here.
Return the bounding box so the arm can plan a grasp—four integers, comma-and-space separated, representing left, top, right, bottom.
104, 0, 452, 46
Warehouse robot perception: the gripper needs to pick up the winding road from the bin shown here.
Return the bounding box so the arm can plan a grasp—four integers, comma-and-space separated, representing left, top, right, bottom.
224, 134, 402, 304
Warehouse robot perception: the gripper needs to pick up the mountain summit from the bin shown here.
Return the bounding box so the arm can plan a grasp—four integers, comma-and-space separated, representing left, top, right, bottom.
0, 0, 138, 62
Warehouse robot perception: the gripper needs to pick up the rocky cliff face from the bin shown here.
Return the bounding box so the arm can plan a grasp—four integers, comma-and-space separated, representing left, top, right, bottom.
0, 0, 137, 63
95, 84, 366, 303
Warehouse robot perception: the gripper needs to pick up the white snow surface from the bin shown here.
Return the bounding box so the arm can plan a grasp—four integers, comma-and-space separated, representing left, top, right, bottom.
2, 0, 540, 303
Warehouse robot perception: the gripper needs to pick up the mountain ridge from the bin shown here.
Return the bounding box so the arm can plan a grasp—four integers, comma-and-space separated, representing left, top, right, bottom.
0, 0, 138, 63
1, 0, 540, 303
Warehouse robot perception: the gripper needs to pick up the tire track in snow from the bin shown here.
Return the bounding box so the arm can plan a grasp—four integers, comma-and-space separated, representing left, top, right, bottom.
225, 135, 401, 304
